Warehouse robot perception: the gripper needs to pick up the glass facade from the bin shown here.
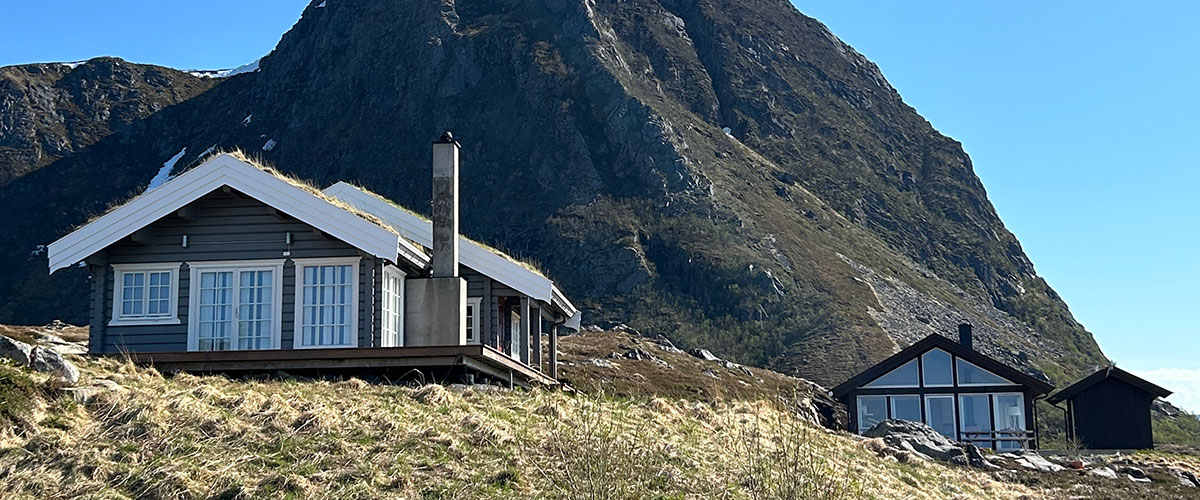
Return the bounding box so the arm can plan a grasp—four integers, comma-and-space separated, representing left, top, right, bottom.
855, 347, 1030, 449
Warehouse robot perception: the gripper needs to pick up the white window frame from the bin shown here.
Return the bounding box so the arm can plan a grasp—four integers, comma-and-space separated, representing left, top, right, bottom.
955, 358, 1014, 386
186, 259, 285, 352
991, 392, 1027, 451
889, 394, 922, 423
381, 266, 405, 347
292, 257, 360, 349
920, 348, 955, 387
923, 394, 958, 441
466, 297, 482, 344
856, 395, 888, 434
110, 263, 181, 326
864, 358, 920, 388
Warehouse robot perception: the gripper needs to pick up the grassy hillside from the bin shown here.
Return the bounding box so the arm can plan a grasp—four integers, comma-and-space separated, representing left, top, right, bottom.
0, 355, 1040, 500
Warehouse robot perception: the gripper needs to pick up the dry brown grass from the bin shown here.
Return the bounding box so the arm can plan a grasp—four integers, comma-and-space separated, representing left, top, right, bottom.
0, 354, 1042, 500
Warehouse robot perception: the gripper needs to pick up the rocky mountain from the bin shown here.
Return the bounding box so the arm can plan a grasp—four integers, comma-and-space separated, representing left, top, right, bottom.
0, 0, 1106, 386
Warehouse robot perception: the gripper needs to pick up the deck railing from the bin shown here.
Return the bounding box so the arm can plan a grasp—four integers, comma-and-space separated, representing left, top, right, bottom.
960, 430, 1036, 449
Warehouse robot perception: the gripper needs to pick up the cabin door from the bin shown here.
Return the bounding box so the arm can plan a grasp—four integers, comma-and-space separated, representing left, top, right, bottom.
190, 263, 281, 351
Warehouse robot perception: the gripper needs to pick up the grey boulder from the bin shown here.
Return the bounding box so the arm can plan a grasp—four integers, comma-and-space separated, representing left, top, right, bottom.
30, 347, 80, 384
863, 420, 975, 465
0, 335, 33, 365
1013, 451, 1065, 473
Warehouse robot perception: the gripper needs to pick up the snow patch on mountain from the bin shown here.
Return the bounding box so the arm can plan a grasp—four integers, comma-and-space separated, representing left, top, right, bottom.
147, 148, 187, 192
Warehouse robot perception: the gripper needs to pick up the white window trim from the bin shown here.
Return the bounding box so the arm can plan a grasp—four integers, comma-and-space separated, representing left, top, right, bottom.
991, 392, 1027, 449
292, 257, 360, 349
864, 358, 921, 388
955, 358, 1014, 387
921, 348, 955, 388
466, 297, 482, 344
888, 394, 922, 423
109, 263, 181, 326
923, 394, 958, 441
186, 259, 285, 352
856, 395, 888, 434
381, 265, 406, 347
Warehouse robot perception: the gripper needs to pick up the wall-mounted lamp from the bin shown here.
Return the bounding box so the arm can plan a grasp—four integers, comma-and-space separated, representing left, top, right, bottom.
181, 235, 189, 248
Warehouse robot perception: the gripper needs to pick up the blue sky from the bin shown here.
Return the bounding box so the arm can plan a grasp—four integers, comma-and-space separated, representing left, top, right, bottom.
2, 2, 1196, 412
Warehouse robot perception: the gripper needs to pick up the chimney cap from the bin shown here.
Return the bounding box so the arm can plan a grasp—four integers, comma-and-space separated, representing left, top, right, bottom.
435, 130, 458, 145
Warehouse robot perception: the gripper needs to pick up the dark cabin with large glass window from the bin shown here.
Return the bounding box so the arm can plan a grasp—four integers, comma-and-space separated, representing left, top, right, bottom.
1048, 366, 1171, 450
832, 324, 1054, 450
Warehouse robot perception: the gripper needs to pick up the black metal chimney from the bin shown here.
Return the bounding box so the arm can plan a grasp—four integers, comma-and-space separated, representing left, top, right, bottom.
958, 323, 973, 350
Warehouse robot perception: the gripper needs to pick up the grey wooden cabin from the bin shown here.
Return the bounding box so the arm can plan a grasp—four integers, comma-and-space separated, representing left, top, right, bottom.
48, 141, 579, 387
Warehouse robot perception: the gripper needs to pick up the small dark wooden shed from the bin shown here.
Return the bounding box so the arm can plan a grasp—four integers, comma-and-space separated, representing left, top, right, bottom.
1047, 366, 1171, 450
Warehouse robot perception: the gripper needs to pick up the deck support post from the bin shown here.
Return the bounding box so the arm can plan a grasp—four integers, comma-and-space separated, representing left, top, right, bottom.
482, 277, 494, 348
519, 297, 530, 365
549, 324, 559, 380
531, 306, 542, 372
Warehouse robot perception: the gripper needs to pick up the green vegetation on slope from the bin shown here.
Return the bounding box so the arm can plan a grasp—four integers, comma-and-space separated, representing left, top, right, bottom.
0, 355, 1036, 500
1155, 412, 1200, 448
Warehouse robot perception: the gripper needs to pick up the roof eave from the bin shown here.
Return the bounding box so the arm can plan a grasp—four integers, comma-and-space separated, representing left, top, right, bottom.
47, 154, 404, 273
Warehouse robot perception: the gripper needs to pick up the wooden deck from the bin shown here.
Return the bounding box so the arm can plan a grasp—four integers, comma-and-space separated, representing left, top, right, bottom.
116, 344, 557, 387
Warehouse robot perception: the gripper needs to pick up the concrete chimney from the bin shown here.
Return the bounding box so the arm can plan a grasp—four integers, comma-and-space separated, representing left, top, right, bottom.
431, 131, 460, 278
403, 132, 466, 347
958, 323, 973, 350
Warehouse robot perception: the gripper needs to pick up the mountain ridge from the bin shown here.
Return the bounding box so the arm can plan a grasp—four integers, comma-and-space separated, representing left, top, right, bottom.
0, 0, 1105, 387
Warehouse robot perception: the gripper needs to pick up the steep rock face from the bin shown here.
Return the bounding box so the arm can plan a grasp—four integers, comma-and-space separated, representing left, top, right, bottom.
0, 58, 216, 186
0, 0, 1105, 386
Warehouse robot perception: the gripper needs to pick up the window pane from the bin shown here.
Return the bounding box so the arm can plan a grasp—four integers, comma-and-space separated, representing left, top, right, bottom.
959, 394, 993, 448
857, 396, 887, 433
957, 359, 1012, 385
865, 359, 919, 387
891, 395, 921, 423
922, 349, 953, 386
123, 273, 134, 286
925, 396, 956, 440
993, 394, 1026, 450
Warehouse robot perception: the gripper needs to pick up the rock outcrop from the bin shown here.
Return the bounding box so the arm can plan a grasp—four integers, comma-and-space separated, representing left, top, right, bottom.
862, 419, 997, 469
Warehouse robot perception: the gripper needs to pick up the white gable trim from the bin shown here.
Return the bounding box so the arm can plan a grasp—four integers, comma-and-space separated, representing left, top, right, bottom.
323, 182, 580, 319
48, 154, 407, 273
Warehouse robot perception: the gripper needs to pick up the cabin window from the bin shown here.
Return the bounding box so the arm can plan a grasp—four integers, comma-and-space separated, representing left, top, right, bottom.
381, 267, 404, 347
294, 258, 359, 349
187, 260, 284, 352
956, 359, 1011, 386
856, 396, 887, 434
508, 305, 521, 359
864, 359, 919, 388
466, 298, 482, 344
958, 394, 993, 447
921, 349, 954, 387
992, 393, 1026, 450
890, 395, 921, 422
924, 395, 957, 440
110, 264, 180, 326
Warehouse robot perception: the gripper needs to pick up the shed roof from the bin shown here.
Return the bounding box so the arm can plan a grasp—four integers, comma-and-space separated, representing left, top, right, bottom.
831, 333, 1055, 398
47, 153, 430, 273
1047, 366, 1172, 404
323, 182, 581, 326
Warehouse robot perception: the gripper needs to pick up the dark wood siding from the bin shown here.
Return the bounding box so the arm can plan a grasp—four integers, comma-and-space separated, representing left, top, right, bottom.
1069, 377, 1157, 449
100, 191, 376, 354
